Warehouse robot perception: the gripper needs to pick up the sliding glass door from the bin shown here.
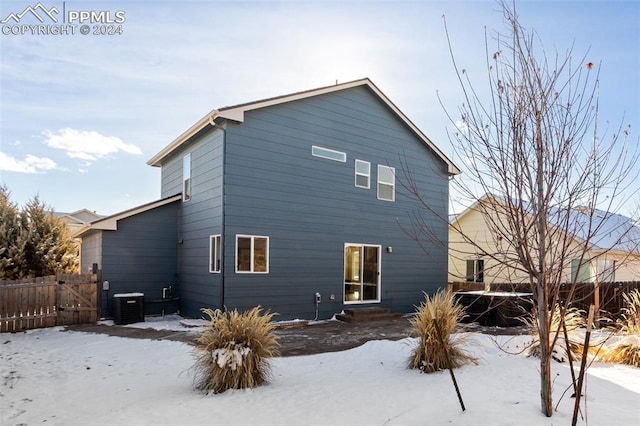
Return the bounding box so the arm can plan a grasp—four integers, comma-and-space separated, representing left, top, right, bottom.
344, 244, 381, 303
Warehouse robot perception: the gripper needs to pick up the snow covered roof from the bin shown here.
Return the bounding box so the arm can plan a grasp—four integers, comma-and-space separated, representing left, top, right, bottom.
452, 194, 640, 254
559, 206, 640, 253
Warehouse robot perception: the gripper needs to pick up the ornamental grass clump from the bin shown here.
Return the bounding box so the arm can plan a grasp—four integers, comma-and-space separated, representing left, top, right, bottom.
525, 305, 585, 363
408, 290, 478, 373
602, 289, 640, 367
618, 289, 640, 335
191, 306, 279, 394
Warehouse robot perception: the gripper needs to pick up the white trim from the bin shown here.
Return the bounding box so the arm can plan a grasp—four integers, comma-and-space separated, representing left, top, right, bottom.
235, 234, 270, 274
377, 165, 395, 202
312, 145, 347, 162
343, 243, 382, 304
147, 78, 460, 175
209, 234, 222, 273
355, 159, 371, 189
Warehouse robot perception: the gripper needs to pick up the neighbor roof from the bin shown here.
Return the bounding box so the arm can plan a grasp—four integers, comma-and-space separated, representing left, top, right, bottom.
147, 78, 460, 175
451, 194, 640, 254
55, 209, 103, 224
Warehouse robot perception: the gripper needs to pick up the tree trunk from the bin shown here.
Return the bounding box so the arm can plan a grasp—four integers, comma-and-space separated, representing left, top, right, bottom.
537, 292, 553, 416
536, 109, 553, 417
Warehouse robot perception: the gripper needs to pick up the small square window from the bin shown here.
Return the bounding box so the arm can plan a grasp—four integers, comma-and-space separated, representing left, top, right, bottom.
466, 259, 484, 283
355, 160, 370, 189
236, 235, 269, 273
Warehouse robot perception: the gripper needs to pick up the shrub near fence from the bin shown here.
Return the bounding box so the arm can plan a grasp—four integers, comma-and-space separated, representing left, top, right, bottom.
0, 273, 99, 332
448, 281, 640, 320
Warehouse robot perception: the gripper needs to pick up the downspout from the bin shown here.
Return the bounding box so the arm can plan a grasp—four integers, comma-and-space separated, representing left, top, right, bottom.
210, 117, 226, 309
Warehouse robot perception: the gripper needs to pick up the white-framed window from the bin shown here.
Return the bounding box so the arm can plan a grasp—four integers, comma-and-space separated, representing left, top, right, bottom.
466, 259, 484, 283
235, 235, 269, 273
183, 153, 191, 202
377, 165, 395, 201
312, 145, 346, 162
209, 234, 221, 273
355, 159, 370, 189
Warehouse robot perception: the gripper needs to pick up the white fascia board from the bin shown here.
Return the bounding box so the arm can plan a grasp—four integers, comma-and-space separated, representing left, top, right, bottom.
147, 111, 219, 167
146, 78, 461, 175
363, 80, 460, 176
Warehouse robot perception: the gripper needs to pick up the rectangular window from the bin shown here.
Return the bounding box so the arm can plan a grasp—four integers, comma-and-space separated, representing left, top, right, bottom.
209, 235, 221, 273
183, 153, 191, 202
465, 259, 484, 283
571, 259, 593, 283
377, 165, 395, 201
312, 145, 346, 162
355, 160, 370, 189
236, 235, 269, 273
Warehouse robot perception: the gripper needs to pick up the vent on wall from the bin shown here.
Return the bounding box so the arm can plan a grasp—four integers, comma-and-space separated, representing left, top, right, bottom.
113, 293, 145, 325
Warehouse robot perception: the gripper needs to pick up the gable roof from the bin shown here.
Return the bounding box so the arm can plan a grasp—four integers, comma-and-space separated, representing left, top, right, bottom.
55, 209, 103, 225
451, 194, 640, 254
72, 194, 181, 238
147, 78, 460, 175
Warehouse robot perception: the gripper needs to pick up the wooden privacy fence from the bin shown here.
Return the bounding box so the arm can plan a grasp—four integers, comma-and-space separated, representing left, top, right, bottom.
0, 273, 99, 332
449, 281, 640, 319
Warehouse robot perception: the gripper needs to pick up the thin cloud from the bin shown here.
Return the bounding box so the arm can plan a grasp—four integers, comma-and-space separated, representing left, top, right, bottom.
43, 128, 142, 162
0, 152, 57, 173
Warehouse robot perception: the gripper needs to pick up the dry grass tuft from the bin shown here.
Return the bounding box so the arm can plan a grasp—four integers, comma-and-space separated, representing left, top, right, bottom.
602, 341, 640, 367
602, 290, 640, 367
408, 290, 478, 373
618, 289, 640, 335
191, 306, 279, 393
525, 305, 585, 362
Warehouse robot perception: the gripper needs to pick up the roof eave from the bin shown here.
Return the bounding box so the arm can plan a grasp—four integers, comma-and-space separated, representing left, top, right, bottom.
146, 78, 461, 174
74, 194, 182, 237
147, 111, 216, 167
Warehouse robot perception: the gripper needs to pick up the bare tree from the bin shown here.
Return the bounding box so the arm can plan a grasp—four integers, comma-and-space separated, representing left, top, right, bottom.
403, 1, 639, 417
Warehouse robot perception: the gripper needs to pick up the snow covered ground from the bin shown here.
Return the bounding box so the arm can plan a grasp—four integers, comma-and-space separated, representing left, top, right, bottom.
1, 320, 639, 426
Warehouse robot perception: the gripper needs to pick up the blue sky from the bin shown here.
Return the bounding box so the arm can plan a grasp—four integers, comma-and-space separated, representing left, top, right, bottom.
1, 0, 638, 216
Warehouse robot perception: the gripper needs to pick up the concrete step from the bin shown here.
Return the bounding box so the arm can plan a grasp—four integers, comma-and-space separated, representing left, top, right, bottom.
336, 307, 403, 323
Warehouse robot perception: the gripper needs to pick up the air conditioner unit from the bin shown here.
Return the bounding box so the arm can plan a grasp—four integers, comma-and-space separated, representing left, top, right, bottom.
113, 293, 144, 325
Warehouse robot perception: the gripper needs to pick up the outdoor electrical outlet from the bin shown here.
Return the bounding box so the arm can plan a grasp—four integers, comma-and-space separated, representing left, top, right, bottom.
315, 292, 321, 303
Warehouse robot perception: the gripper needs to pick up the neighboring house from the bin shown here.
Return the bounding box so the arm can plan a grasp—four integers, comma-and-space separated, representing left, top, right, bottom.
76, 78, 459, 320
448, 195, 640, 287
55, 209, 103, 234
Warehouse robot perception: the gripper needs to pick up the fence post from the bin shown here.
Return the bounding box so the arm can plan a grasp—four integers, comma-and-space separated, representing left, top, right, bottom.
594, 281, 600, 326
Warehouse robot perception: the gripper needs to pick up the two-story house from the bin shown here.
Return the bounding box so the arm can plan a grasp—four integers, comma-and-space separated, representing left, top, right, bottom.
77, 78, 459, 320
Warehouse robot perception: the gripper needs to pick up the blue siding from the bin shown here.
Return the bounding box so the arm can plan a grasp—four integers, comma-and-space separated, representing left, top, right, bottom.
160, 127, 225, 317
100, 201, 179, 316
218, 86, 448, 320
